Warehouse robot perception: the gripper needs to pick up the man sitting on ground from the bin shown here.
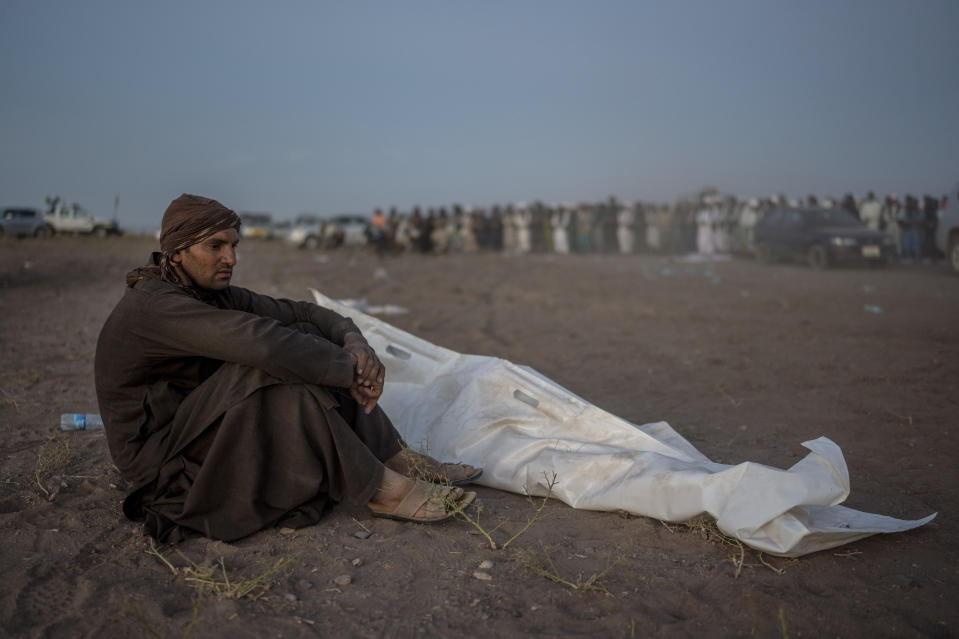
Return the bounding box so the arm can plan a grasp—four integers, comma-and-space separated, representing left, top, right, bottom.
95, 194, 479, 542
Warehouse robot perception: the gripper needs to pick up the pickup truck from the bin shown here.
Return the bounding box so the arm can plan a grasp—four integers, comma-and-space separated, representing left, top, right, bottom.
45, 204, 121, 237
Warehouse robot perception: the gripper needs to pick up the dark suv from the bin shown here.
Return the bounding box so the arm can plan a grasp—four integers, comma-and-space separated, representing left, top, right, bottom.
754, 207, 895, 269
0, 208, 50, 238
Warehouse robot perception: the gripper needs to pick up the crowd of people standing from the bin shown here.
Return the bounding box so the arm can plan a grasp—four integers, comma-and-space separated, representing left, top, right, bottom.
361, 189, 945, 263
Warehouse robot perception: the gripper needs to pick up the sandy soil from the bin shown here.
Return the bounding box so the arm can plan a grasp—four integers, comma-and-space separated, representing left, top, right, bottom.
0, 235, 956, 638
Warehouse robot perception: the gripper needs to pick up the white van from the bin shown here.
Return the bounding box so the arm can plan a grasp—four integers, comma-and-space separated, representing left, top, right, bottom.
936, 181, 959, 272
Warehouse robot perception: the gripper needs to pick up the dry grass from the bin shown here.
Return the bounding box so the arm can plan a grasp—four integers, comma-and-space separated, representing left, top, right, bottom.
713, 382, 742, 407
0, 386, 19, 409
660, 516, 790, 577
516, 543, 620, 595
34, 437, 71, 501
0, 370, 41, 409
147, 539, 295, 601
399, 443, 556, 551
400, 441, 454, 485
146, 538, 179, 575
451, 472, 557, 551
884, 407, 913, 425
122, 598, 204, 639
182, 556, 294, 600
778, 607, 790, 638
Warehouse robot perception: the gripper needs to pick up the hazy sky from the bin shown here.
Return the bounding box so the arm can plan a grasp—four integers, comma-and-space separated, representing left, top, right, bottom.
1, 0, 956, 230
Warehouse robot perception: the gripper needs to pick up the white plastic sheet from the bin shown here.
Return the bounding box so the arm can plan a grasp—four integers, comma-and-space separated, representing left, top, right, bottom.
312, 290, 935, 556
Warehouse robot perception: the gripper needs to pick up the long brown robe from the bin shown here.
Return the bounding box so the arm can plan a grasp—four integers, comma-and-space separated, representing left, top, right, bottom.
95, 274, 403, 541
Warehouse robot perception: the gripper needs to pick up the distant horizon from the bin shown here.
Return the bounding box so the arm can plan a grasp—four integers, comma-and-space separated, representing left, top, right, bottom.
2, 1, 956, 233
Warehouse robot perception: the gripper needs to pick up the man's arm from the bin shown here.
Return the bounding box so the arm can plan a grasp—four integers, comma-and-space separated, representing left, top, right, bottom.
132, 287, 355, 389
225, 286, 359, 345
226, 286, 387, 412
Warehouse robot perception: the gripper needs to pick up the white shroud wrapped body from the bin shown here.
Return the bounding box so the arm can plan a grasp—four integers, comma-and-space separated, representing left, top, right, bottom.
312, 290, 935, 557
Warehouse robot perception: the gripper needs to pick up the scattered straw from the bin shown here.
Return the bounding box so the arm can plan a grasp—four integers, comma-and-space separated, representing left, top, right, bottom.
884, 408, 913, 425
34, 437, 70, 501
146, 540, 294, 601
182, 556, 295, 600
713, 383, 742, 407
0, 387, 19, 410
671, 517, 790, 577
517, 543, 618, 595
146, 538, 178, 575
451, 472, 557, 551
778, 607, 790, 638
758, 552, 786, 575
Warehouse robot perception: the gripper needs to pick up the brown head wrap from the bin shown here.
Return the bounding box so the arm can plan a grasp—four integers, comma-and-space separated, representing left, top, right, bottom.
126, 194, 242, 291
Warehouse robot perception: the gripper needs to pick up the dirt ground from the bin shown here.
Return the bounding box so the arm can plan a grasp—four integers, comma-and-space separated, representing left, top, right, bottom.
0, 235, 956, 638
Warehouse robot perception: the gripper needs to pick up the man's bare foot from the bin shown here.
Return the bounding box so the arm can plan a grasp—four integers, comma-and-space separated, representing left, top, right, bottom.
368, 467, 470, 523
385, 449, 483, 486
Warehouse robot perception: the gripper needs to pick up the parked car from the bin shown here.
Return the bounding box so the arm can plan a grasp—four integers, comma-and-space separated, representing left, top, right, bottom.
286, 214, 329, 249
285, 213, 369, 249
239, 212, 274, 239
327, 214, 369, 247
44, 203, 120, 236
1, 207, 51, 238
934, 181, 959, 273
272, 219, 292, 242
753, 207, 895, 269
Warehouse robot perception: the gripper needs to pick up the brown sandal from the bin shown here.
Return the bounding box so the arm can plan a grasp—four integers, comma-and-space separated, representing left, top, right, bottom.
395, 450, 484, 486
443, 463, 483, 486
369, 480, 475, 523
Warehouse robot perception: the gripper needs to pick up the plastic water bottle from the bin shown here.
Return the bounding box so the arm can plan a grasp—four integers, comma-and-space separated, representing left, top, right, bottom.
59, 413, 104, 430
